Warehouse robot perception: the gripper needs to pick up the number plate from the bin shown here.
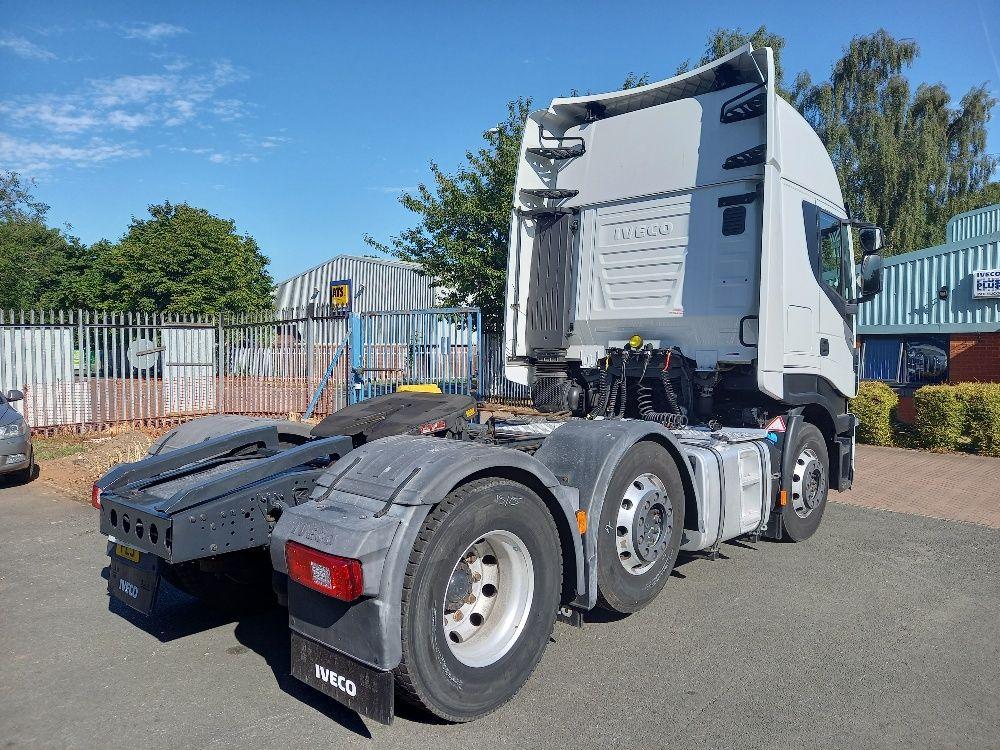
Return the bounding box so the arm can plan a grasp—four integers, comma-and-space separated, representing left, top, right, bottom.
108, 549, 161, 616
290, 632, 394, 725
115, 543, 141, 563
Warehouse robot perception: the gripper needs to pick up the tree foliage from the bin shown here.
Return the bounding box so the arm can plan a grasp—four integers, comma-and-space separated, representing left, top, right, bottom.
678, 25, 789, 98
93, 202, 274, 313
0, 172, 274, 313
795, 30, 998, 253
0, 171, 49, 223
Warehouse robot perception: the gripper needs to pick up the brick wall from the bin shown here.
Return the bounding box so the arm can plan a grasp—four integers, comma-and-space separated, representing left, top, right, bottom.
949, 332, 1000, 383
895, 395, 916, 424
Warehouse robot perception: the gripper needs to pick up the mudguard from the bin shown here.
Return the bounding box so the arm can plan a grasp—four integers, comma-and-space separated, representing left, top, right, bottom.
272, 434, 583, 671
533, 419, 697, 609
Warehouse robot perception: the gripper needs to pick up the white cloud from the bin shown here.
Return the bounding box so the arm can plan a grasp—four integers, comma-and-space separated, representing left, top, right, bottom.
213, 98, 249, 121
0, 54, 287, 175
0, 132, 144, 172
207, 151, 259, 165
1, 61, 248, 136
120, 22, 188, 42
0, 35, 57, 61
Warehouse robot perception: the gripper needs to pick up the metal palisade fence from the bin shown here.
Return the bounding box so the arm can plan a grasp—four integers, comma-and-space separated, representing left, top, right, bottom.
0, 305, 523, 433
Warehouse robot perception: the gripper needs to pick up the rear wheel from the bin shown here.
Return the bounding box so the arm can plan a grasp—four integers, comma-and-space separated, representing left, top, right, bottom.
395, 477, 561, 722
596, 442, 685, 614
781, 423, 829, 542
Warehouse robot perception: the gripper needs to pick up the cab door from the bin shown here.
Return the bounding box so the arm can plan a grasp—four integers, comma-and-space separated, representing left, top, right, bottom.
813, 209, 857, 397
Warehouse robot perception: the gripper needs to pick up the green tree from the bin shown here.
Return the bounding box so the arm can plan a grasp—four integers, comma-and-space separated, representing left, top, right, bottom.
677, 25, 790, 98
795, 30, 997, 254
92, 201, 274, 313
0, 171, 98, 310
0, 171, 49, 223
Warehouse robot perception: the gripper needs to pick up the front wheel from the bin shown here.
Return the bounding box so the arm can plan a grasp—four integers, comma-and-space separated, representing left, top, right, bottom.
394, 477, 562, 722
781, 423, 830, 542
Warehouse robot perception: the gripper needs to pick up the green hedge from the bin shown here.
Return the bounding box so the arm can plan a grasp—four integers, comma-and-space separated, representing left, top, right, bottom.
913, 385, 968, 451
957, 382, 1000, 457
852, 380, 1000, 455
851, 381, 898, 446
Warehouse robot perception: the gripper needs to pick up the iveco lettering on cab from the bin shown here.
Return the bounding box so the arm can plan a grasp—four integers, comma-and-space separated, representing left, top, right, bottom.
95, 44, 883, 726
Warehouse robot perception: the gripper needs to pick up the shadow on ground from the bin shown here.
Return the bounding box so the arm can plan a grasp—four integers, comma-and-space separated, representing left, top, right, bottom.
102, 570, 373, 737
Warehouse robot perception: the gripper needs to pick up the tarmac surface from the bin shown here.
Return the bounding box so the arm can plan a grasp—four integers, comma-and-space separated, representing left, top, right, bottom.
1, 449, 998, 749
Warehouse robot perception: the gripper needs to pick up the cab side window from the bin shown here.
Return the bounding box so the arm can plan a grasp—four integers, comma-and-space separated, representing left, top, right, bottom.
818, 211, 844, 297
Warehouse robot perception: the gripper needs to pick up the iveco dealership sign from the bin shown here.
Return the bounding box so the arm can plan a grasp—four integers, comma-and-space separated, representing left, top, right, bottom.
973, 270, 1000, 298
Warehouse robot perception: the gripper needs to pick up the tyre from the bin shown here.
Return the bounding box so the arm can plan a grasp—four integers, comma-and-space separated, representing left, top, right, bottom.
781, 423, 830, 542
395, 477, 561, 722
596, 441, 685, 614
165, 548, 277, 613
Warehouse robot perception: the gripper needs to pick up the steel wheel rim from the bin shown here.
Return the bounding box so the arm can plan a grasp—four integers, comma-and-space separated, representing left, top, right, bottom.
441, 529, 534, 668
615, 472, 671, 576
790, 447, 826, 519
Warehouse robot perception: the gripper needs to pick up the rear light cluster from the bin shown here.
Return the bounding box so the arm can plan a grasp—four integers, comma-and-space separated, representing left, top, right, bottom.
91, 484, 102, 509
285, 541, 364, 601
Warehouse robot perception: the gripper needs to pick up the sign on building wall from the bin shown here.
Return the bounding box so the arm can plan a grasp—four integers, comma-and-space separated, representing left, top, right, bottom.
330, 279, 352, 310
972, 270, 1000, 299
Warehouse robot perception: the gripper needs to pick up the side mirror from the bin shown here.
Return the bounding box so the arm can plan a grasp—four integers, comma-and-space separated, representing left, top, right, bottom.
849, 253, 883, 306
859, 226, 884, 255
6, 389, 24, 402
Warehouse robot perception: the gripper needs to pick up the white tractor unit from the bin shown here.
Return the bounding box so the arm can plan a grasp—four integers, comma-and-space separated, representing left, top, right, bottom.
96, 44, 883, 725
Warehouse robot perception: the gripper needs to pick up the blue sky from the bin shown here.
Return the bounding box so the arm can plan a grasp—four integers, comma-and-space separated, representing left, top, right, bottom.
2, 0, 999, 282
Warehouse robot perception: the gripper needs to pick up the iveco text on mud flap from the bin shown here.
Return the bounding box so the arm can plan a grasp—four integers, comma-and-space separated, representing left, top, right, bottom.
107, 541, 162, 615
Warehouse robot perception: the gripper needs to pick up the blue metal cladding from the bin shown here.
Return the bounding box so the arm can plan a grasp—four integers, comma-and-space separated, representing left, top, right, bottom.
947, 204, 1000, 243
857, 229, 1000, 334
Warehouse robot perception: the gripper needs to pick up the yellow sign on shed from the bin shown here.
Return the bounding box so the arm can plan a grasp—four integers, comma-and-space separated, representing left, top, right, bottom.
330, 279, 352, 310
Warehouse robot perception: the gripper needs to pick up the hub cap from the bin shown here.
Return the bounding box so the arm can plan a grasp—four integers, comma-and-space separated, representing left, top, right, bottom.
441, 530, 534, 668
790, 447, 826, 519
615, 472, 672, 576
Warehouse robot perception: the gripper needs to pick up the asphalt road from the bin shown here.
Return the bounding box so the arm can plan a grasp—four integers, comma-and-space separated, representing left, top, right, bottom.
1, 481, 998, 750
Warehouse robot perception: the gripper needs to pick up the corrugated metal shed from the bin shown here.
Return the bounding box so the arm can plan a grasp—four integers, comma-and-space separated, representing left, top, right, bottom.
273, 255, 437, 312
947, 204, 1000, 243
858, 212, 1000, 334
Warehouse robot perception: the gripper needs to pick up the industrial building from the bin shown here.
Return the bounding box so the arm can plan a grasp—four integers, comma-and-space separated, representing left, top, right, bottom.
273, 255, 437, 312
858, 204, 1000, 419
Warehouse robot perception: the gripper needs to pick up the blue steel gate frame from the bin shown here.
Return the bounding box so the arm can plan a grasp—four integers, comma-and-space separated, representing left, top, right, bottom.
348, 308, 482, 404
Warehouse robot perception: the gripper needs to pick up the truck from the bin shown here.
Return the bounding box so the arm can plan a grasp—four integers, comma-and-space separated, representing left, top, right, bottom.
95, 44, 885, 725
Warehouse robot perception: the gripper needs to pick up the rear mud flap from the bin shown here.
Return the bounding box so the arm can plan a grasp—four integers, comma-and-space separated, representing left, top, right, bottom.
290, 632, 395, 725
107, 543, 162, 615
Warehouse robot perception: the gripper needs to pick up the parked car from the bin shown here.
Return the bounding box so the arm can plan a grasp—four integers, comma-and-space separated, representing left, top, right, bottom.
0, 390, 34, 482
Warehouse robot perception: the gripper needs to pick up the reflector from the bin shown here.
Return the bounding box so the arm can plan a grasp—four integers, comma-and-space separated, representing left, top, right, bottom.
91, 484, 102, 510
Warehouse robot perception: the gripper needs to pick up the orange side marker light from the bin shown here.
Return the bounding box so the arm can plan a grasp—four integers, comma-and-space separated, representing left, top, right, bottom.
576, 510, 588, 535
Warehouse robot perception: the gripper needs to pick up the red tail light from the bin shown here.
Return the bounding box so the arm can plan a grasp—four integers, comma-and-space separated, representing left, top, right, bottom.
91, 484, 102, 509
285, 541, 364, 601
